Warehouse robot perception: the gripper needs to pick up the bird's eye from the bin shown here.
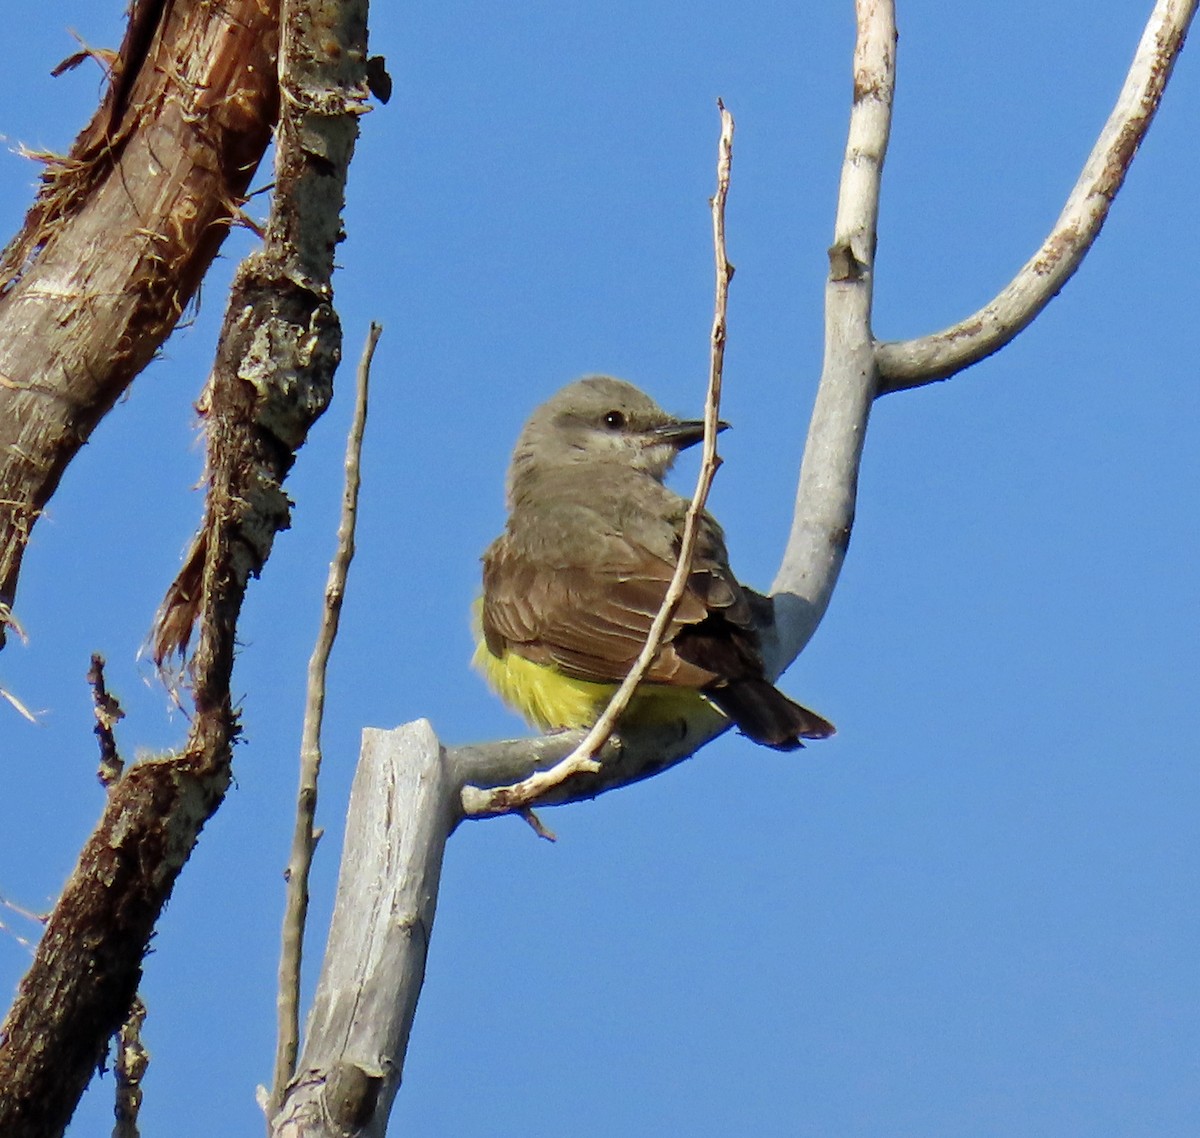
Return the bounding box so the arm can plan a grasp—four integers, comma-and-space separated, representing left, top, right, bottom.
603, 410, 626, 429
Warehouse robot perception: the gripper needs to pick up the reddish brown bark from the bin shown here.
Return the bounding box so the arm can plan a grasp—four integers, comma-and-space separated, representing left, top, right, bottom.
0, 0, 281, 643
0, 0, 369, 1131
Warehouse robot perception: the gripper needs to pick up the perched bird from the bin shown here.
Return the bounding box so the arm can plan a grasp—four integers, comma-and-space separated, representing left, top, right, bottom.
475, 376, 834, 750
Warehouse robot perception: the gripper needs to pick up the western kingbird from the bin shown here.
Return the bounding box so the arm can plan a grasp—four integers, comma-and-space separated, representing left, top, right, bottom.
475, 376, 834, 750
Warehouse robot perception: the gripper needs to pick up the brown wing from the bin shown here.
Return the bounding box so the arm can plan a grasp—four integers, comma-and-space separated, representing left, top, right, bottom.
482, 495, 774, 691
483, 536, 706, 687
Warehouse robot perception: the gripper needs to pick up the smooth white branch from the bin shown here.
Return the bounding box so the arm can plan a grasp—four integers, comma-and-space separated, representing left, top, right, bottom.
876, 0, 1198, 392
767, 0, 895, 664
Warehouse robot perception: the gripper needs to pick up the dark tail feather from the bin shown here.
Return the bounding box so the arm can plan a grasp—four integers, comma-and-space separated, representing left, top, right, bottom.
706, 679, 835, 752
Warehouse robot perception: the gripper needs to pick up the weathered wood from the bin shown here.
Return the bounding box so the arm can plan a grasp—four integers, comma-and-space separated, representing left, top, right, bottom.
0, 738, 230, 1138
289, 6, 1197, 1134
271, 724, 458, 1138
768, 0, 894, 657
0, 0, 370, 1129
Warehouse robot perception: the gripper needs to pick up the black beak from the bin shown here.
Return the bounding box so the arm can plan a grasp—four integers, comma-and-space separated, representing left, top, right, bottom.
651, 418, 731, 451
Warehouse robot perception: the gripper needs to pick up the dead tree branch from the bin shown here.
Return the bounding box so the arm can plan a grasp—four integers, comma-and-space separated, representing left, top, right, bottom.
0, 0, 281, 647
876, 0, 1197, 391
0, 0, 370, 1131
112, 995, 149, 1138
270, 723, 458, 1138
87, 653, 125, 787
270, 99, 741, 1138
272, 324, 380, 1112
767, 0, 894, 657
461, 103, 737, 819
283, 5, 1197, 1134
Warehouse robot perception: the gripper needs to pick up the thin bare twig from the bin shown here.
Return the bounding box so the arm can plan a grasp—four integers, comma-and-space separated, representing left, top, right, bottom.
0, 683, 36, 723
88, 653, 125, 787
1, 609, 32, 720
876, 0, 1197, 391
112, 995, 148, 1138
0, 917, 36, 954
461, 102, 736, 819
519, 808, 557, 841
270, 324, 379, 1111
0, 893, 44, 954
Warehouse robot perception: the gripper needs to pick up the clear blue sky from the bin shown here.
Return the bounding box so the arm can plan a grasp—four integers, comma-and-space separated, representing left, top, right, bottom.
2, 3, 1198, 1135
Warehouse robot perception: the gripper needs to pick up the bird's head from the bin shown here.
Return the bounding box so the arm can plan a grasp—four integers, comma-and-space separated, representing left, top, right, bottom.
507, 376, 727, 501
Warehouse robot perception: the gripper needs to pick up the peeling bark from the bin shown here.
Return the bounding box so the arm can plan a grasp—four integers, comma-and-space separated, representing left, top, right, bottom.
0, 0, 281, 644
0, 0, 370, 1131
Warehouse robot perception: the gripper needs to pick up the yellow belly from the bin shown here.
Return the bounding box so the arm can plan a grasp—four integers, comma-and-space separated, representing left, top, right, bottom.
472, 634, 722, 734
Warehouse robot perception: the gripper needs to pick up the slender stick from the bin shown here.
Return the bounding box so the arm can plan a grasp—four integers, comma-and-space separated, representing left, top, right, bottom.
0, 682, 36, 723
87, 653, 125, 787
876, 0, 1197, 391
270, 323, 380, 1111
0, 606, 34, 721
0, 892, 42, 954
112, 996, 148, 1138
461, 102, 737, 819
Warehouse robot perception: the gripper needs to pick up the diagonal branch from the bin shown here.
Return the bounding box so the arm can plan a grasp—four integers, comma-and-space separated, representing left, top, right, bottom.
876, 0, 1197, 392
0, 0, 281, 648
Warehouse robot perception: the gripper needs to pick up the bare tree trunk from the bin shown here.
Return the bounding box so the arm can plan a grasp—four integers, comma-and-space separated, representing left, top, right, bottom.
272, 724, 457, 1138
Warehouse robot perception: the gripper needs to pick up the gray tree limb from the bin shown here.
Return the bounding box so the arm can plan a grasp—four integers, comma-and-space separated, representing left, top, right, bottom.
271, 724, 456, 1138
